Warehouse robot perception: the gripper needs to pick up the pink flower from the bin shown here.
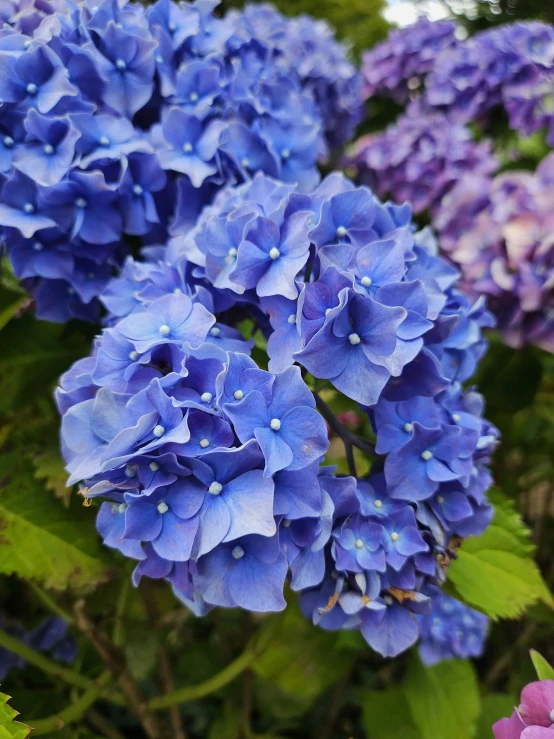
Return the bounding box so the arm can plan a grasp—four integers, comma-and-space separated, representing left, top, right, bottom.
493, 681, 554, 738
520, 681, 554, 728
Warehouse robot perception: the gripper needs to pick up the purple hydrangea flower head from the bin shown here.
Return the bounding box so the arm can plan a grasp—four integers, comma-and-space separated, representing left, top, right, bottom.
424, 22, 554, 125
361, 18, 460, 104
436, 156, 554, 352
348, 101, 497, 216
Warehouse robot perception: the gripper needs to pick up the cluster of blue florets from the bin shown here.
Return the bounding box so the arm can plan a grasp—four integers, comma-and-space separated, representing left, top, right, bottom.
417, 586, 489, 666
57, 173, 497, 657
0, 0, 361, 322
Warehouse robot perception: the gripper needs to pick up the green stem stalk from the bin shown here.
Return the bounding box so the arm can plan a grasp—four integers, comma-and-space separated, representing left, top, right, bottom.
0, 628, 125, 706
29, 671, 111, 735
149, 625, 274, 711
28, 581, 74, 625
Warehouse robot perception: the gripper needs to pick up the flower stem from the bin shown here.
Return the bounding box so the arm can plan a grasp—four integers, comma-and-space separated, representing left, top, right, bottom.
313, 391, 376, 476
149, 624, 274, 711
28, 581, 74, 625
0, 627, 123, 704
29, 671, 111, 735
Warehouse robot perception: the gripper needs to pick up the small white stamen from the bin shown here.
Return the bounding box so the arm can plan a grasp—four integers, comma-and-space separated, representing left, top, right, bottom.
391, 532, 399, 541
159, 324, 170, 336
384, 595, 393, 605
26, 82, 37, 95
43, 143, 54, 155
283, 518, 291, 528
227, 247, 237, 258
269, 247, 280, 260
233, 390, 243, 400
348, 333, 361, 345
287, 314, 296, 324
210, 327, 221, 336
336, 226, 347, 238
355, 538, 364, 549
3, 136, 14, 148
155, 54, 163, 63
182, 142, 193, 153
437, 495, 444, 504
241, 157, 249, 168
23, 202, 34, 214
32, 241, 43, 251
403, 422, 414, 433
270, 418, 281, 431
209, 481, 222, 495
199, 438, 210, 448
153, 425, 165, 438
115, 58, 126, 70
132, 184, 143, 196
232, 545, 244, 559
150, 462, 160, 471
118, 503, 127, 513
452, 413, 461, 422
75, 197, 87, 208
168, 21, 176, 31
157, 501, 168, 514
374, 499, 383, 508
421, 450, 433, 461
361, 276, 372, 287
189, 91, 199, 102
125, 464, 138, 477
281, 148, 290, 159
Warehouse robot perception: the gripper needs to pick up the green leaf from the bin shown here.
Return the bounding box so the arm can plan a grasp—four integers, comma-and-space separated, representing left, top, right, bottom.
403, 657, 480, 739
362, 687, 421, 739
32, 443, 72, 506
475, 694, 517, 739
0, 451, 114, 591
252, 603, 351, 703
475, 342, 543, 413
530, 650, 554, 681
448, 493, 553, 619
0, 692, 31, 739
0, 313, 90, 416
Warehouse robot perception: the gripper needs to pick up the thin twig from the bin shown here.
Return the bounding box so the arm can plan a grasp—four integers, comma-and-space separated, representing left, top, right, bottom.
0, 627, 123, 704
29, 671, 111, 735
113, 576, 131, 648
484, 621, 539, 690
73, 599, 168, 739
87, 707, 128, 739
141, 583, 188, 739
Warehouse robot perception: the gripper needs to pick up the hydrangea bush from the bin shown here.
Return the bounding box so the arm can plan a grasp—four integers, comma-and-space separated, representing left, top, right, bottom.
1, 4, 554, 738
57, 171, 497, 657
0, 0, 361, 322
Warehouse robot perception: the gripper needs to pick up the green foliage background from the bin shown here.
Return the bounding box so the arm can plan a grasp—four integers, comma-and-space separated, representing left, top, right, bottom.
1, 1, 554, 738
